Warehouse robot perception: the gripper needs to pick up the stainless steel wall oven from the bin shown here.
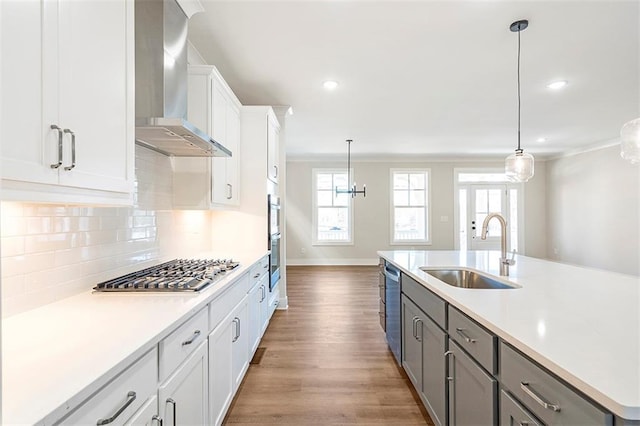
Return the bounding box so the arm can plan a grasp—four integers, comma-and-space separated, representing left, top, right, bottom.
268, 195, 281, 291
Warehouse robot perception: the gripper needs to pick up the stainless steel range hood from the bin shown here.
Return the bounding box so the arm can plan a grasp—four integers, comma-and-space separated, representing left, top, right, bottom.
135, 0, 231, 157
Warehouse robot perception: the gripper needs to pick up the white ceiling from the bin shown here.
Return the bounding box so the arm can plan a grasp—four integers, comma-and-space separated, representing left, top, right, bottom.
188, 1, 640, 159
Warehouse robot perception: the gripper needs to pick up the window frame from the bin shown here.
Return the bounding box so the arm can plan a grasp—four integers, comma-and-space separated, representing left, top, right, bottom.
312, 168, 354, 246
389, 168, 432, 245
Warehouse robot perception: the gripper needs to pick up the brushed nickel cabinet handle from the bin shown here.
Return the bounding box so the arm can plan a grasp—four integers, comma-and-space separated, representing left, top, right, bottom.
274, 165, 278, 178
226, 183, 232, 199
520, 382, 561, 412
181, 329, 201, 346
152, 415, 163, 426
166, 398, 177, 426
50, 125, 63, 169
253, 273, 260, 279
63, 128, 76, 170
232, 318, 240, 342
445, 350, 455, 426
96, 391, 136, 425
415, 318, 423, 342
455, 327, 477, 344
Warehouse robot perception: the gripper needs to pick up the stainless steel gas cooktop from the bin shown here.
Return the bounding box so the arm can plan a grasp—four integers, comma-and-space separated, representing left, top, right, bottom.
93, 259, 240, 292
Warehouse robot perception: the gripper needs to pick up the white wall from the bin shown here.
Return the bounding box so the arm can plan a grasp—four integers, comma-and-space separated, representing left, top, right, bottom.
0, 147, 214, 317
286, 158, 547, 265
546, 144, 640, 275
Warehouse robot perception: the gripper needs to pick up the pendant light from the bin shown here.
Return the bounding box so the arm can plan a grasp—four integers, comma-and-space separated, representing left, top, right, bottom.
505, 19, 535, 182
335, 139, 366, 198
620, 117, 640, 164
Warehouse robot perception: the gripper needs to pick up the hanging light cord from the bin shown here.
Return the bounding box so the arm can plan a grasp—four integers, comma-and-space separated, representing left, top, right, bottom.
347, 139, 352, 191
516, 23, 522, 153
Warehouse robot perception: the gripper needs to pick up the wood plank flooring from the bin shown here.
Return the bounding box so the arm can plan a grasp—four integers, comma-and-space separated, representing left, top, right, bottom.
223, 266, 433, 425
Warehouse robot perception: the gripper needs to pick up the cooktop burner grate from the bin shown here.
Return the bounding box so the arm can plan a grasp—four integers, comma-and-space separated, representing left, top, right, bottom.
93, 259, 240, 292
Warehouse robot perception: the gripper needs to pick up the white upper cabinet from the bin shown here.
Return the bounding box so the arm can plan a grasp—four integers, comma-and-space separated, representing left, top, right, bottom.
267, 113, 280, 183
173, 65, 241, 209
0, 0, 134, 205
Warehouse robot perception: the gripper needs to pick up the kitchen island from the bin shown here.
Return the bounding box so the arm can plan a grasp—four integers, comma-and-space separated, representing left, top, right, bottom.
378, 250, 640, 422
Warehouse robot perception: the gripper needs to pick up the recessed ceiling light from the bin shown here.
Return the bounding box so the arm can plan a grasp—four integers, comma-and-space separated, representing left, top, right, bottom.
537, 137, 547, 143
546, 80, 568, 90
323, 80, 338, 90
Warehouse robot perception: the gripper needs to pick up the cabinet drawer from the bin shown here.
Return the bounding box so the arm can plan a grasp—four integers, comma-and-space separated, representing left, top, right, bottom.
500, 342, 612, 425
250, 258, 268, 285
402, 273, 446, 328
210, 272, 250, 331
62, 348, 157, 426
448, 306, 496, 374
500, 389, 542, 426
159, 307, 208, 382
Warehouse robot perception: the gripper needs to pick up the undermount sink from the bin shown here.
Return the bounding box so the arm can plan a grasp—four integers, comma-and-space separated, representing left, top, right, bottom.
420, 267, 520, 289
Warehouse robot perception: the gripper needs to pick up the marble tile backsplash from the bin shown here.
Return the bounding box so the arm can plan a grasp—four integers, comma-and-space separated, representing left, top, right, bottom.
1, 147, 213, 317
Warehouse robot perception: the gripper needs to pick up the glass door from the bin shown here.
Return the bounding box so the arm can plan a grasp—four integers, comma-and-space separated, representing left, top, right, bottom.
456, 170, 522, 254
469, 185, 507, 250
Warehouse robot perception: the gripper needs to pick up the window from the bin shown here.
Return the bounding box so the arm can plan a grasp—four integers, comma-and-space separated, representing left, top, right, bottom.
391, 169, 430, 244
312, 169, 352, 244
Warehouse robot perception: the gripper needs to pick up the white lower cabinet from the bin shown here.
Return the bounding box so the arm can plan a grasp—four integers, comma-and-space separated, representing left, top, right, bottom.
248, 267, 269, 355
49, 257, 272, 426
124, 395, 159, 426
60, 348, 158, 425
158, 341, 208, 426
209, 294, 249, 426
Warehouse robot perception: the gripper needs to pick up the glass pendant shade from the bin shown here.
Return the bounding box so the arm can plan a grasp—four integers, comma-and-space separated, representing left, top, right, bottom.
505, 150, 535, 182
620, 117, 640, 164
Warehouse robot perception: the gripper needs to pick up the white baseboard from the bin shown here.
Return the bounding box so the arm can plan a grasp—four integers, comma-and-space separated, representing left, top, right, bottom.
286, 258, 379, 266
277, 296, 288, 310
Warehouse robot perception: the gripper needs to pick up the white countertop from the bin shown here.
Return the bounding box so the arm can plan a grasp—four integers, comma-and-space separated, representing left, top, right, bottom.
1, 250, 268, 425
378, 250, 640, 420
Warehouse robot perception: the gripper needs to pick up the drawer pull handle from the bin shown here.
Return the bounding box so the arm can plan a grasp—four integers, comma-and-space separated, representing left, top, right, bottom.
96, 391, 136, 425
152, 415, 163, 426
520, 382, 561, 412
253, 273, 260, 279
455, 327, 477, 343
181, 330, 201, 346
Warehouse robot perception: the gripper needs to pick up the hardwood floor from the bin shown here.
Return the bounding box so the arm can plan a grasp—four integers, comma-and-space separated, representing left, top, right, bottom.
223, 266, 433, 425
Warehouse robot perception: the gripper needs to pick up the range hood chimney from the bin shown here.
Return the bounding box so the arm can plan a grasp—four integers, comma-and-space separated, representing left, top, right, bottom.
134, 0, 231, 157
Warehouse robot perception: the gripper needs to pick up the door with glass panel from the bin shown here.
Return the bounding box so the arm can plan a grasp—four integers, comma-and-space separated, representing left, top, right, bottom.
459, 184, 506, 251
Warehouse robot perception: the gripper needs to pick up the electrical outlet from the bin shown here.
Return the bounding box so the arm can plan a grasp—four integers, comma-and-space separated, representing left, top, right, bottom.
301, 247, 306, 255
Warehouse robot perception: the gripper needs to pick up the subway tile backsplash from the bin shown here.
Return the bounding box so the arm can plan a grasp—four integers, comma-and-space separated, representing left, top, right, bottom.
1, 147, 213, 317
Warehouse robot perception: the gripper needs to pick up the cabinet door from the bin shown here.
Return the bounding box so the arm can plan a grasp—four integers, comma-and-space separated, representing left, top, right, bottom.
422, 316, 447, 426
232, 297, 250, 392
259, 277, 270, 335
56, 0, 132, 193
1, 0, 58, 185
225, 102, 241, 206
248, 282, 262, 356
209, 312, 234, 426
158, 342, 208, 426
124, 395, 159, 426
500, 390, 543, 426
401, 295, 423, 391
448, 339, 497, 426
266, 113, 279, 183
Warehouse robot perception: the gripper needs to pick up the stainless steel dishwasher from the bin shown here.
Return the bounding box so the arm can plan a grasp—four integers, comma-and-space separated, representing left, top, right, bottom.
383, 261, 401, 364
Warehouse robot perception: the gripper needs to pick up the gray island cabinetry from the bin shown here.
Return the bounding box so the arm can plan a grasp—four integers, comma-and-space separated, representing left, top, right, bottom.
381, 252, 624, 426
401, 274, 448, 426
